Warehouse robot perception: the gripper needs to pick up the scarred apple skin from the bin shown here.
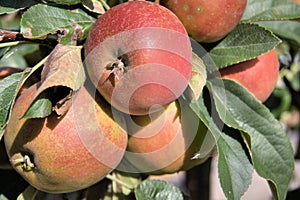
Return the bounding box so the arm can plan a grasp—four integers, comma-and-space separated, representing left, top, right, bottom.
4, 83, 128, 193
220, 49, 279, 102
118, 100, 215, 175
161, 0, 247, 43
84, 1, 192, 116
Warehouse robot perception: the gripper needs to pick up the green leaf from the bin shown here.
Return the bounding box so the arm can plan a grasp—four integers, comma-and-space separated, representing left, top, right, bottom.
46, 0, 81, 5
22, 92, 52, 119
182, 93, 253, 200
0, 43, 40, 69
0, 72, 23, 137
207, 78, 295, 200
0, 0, 38, 14
135, 179, 185, 200
208, 23, 281, 71
258, 20, 300, 45
20, 4, 95, 44
242, 0, 300, 22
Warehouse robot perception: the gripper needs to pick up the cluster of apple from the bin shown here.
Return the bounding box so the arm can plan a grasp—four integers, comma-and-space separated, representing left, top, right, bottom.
2, 0, 279, 195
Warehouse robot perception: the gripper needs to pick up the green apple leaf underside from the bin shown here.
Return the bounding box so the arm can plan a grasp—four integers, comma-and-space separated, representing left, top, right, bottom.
242, 0, 300, 22
208, 23, 281, 71
182, 92, 253, 200
134, 179, 185, 200
20, 4, 95, 44
207, 78, 295, 200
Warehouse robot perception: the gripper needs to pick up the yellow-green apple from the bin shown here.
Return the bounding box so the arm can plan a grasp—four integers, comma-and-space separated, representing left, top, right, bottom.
161, 0, 247, 43
4, 83, 128, 193
220, 49, 279, 102
118, 100, 215, 175
84, 1, 192, 115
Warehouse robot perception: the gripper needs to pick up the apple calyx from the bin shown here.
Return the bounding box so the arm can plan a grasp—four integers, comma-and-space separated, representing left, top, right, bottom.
106, 57, 127, 80
11, 153, 35, 171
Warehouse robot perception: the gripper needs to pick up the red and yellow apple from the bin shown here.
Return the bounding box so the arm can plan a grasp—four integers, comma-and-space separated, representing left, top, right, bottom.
220, 49, 279, 102
161, 0, 247, 43
84, 1, 192, 115
118, 100, 215, 175
4, 83, 128, 193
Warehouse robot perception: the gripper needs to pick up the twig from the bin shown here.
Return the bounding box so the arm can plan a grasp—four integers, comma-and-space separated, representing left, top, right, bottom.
106, 174, 134, 190
0, 41, 30, 48
0, 29, 21, 41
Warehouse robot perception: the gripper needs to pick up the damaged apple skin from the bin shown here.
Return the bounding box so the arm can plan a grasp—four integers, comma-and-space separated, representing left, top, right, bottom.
84, 1, 192, 116
4, 83, 128, 193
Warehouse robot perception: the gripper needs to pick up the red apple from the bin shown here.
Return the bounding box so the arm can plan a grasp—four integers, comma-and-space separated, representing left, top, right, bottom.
4, 83, 128, 193
161, 0, 247, 43
117, 100, 215, 175
84, 1, 192, 115
220, 49, 279, 102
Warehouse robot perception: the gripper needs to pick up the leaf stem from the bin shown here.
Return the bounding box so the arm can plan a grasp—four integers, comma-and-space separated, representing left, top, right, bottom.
106, 174, 134, 190
99, 0, 111, 10
0, 41, 30, 48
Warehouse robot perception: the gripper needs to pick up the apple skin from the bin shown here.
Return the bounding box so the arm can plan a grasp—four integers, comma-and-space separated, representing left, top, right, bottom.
84, 1, 192, 116
161, 0, 247, 43
220, 49, 279, 102
4, 83, 128, 193
118, 100, 215, 175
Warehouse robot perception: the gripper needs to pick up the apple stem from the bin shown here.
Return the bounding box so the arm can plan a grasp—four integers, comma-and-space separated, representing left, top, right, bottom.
106, 174, 134, 190
99, 0, 111, 10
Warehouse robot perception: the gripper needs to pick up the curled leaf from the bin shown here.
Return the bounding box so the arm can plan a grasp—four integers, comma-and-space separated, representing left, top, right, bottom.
23, 44, 86, 119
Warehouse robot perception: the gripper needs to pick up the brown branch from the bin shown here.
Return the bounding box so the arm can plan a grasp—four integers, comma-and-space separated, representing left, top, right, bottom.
0, 29, 22, 42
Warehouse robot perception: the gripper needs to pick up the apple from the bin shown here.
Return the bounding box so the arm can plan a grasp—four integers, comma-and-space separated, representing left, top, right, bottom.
117, 100, 215, 175
220, 49, 279, 102
4, 83, 128, 193
84, 1, 192, 115
161, 0, 247, 43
